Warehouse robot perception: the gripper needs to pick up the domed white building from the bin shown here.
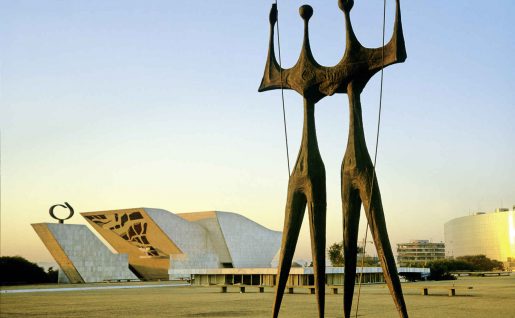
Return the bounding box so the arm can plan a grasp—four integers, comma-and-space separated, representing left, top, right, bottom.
444, 206, 515, 269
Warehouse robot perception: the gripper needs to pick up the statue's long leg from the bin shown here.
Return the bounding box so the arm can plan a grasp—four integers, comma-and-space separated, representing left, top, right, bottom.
360, 174, 408, 318
273, 98, 325, 317
273, 188, 307, 318
342, 171, 362, 318
307, 184, 327, 318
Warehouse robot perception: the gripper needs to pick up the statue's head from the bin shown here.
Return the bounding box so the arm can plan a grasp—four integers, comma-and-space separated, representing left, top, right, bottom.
338, 0, 354, 12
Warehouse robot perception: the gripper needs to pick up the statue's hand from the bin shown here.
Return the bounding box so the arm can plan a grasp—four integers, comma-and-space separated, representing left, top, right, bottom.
269, 4, 277, 25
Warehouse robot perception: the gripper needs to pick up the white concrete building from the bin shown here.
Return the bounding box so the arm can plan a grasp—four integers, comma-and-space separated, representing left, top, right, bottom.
32, 223, 138, 283
34, 208, 282, 282
396, 240, 445, 266
182, 267, 430, 287
444, 206, 515, 269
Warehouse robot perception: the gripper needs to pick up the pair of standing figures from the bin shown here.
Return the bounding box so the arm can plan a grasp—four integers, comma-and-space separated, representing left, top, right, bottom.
258, 1, 408, 317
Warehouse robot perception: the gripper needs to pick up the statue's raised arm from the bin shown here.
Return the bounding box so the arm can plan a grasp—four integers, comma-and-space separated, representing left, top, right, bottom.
259, 0, 406, 100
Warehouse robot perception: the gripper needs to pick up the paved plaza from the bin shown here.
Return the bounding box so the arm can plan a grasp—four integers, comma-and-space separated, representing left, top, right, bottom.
1, 276, 514, 317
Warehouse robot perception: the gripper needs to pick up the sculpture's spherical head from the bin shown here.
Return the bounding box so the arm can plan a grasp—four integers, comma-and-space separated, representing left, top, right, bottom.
299, 5, 313, 21
338, 0, 354, 12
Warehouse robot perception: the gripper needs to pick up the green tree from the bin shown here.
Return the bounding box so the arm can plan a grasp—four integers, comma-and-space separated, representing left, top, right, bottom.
456, 255, 504, 271
0, 256, 57, 285
47, 266, 59, 283
328, 241, 344, 266
427, 255, 505, 281
327, 241, 368, 267
427, 259, 471, 280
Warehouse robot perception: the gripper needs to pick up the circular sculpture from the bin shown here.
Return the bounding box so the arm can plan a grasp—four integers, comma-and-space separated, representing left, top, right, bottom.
49, 202, 74, 224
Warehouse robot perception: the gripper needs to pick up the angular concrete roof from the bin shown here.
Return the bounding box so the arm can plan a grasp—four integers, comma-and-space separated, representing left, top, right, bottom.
179, 211, 282, 268
81, 208, 281, 280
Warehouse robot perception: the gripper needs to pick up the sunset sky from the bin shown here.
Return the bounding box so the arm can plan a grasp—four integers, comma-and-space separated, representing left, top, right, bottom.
1, 0, 514, 263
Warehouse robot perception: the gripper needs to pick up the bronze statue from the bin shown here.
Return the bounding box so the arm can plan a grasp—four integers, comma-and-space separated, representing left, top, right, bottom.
259, 0, 408, 317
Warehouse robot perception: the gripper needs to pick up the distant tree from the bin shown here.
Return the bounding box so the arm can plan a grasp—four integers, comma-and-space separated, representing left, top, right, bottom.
427, 259, 471, 280
456, 255, 504, 271
357, 255, 380, 267
0, 256, 56, 285
328, 241, 344, 266
46, 266, 59, 283
427, 255, 505, 281
328, 241, 370, 267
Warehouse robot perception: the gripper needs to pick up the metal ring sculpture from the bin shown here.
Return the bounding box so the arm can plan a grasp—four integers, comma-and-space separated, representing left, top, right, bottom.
49, 202, 75, 224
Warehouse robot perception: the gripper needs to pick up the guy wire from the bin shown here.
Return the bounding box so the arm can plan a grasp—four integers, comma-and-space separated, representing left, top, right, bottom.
274, 0, 291, 177
354, 0, 387, 316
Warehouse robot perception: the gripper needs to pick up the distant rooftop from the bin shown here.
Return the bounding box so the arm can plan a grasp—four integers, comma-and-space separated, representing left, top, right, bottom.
473, 205, 515, 215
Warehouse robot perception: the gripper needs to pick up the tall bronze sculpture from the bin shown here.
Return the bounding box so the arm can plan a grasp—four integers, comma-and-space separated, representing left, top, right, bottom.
259, 0, 408, 317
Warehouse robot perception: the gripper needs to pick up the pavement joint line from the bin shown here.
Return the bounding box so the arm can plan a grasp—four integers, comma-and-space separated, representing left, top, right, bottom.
0, 283, 191, 294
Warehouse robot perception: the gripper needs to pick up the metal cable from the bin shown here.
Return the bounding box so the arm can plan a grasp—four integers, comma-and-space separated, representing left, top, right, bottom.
354, 0, 387, 316
274, 0, 291, 177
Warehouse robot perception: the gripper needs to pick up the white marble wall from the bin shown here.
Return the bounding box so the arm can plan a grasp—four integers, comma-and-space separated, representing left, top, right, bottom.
145, 208, 211, 254
216, 212, 281, 268
185, 216, 232, 264
145, 209, 282, 279
46, 224, 138, 282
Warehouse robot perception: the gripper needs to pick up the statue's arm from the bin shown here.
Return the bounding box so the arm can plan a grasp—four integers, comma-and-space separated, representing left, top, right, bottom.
365, 0, 407, 73
258, 4, 292, 92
